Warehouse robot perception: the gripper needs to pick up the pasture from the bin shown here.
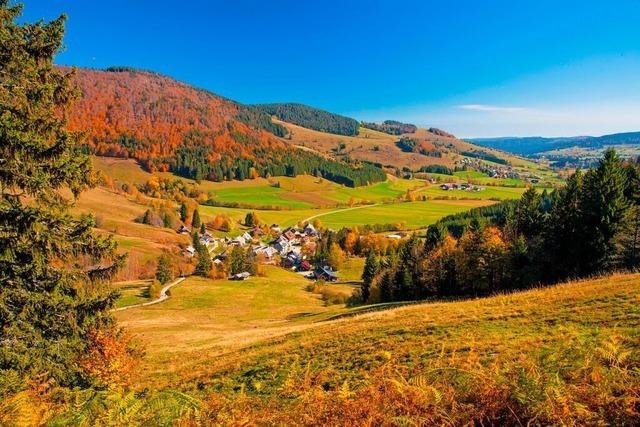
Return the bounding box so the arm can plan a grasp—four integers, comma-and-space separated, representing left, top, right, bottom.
115, 266, 355, 385
308, 199, 495, 229
178, 272, 640, 426
112, 280, 153, 308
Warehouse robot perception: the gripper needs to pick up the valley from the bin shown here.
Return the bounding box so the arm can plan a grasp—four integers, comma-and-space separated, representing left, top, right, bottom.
3, 4, 640, 425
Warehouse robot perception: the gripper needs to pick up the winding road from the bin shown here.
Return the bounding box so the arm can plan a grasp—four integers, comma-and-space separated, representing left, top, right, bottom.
112, 276, 187, 312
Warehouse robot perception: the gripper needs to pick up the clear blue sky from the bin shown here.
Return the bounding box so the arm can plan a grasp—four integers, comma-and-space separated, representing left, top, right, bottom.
21, 0, 640, 137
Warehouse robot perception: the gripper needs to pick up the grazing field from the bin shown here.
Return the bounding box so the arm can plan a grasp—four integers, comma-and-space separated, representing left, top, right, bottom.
115, 266, 354, 385
72, 187, 190, 279
92, 156, 153, 185
112, 280, 153, 308
174, 273, 640, 425
309, 199, 495, 229
419, 184, 527, 200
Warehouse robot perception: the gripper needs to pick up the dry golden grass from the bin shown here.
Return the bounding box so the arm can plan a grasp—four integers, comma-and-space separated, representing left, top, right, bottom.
72, 187, 189, 279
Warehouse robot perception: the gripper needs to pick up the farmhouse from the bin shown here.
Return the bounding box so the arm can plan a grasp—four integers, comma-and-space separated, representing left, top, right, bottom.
231, 272, 251, 281
178, 225, 191, 234
304, 223, 318, 236
185, 245, 196, 257
314, 266, 338, 282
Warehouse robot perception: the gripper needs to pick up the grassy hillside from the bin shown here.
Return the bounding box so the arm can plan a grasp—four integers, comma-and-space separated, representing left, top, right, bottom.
105, 271, 640, 425
277, 118, 559, 183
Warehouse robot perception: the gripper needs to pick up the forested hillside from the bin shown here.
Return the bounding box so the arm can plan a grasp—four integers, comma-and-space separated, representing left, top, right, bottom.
361, 119, 417, 135
67, 68, 384, 186
254, 103, 360, 136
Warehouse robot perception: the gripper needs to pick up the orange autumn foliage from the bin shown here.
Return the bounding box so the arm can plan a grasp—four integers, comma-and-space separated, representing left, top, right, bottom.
65, 68, 293, 171
78, 329, 140, 390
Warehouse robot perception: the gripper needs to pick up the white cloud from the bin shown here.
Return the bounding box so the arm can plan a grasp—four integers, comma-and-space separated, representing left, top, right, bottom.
457, 104, 529, 113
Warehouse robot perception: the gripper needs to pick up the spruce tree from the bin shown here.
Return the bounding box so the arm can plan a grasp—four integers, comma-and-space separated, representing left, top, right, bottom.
514, 187, 543, 238
0, 2, 123, 389
581, 149, 629, 270
193, 232, 211, 277
179, 202, 188, 223
155, 253, 172, 285
361, 251, 379, 302
192, 208, 201, 230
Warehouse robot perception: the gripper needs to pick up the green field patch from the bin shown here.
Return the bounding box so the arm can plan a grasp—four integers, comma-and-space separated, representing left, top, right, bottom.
314, 200, 494, 229
113, 280, 152, 308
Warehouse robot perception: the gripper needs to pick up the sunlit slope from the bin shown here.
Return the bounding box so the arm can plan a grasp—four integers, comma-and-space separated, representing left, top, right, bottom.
179, 273, 640, 425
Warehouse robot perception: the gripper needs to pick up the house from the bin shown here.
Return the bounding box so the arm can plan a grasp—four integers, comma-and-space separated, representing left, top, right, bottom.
313, 266, 338, 282
253, 245, 278, 260
283, 228, 296, 242
241, 232, 253, 242
199, 233, 214, 247
299, 260, 312, 271
283, 251, 301, 267
185, 245, 196, 257
231, 272, 251, 281
304, 224, 318, 236
178, 225, 191, 234
440, 183, 452, 191
270, 224, 281, 234
232, 235, 248, 246
250, 227, 265, 238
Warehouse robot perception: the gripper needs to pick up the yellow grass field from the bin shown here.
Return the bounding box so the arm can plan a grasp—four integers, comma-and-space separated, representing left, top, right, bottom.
111, 268, 640, 424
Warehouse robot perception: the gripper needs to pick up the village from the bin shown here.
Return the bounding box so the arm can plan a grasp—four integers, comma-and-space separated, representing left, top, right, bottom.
459, 157, 542, 183
179, 221, 341, 283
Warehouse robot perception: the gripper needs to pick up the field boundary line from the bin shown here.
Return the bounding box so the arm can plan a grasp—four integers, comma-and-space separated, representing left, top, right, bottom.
301, 203, 381, 223
112, 277, 187, 312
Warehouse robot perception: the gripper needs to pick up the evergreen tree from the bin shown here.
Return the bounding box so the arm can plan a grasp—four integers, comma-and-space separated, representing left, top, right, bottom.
581, 149, 629, 270
193, 233, 211, 276
424, 223, 446, 252
361, 251, 380, 302
245, 211, 258, 227
155, 253, 172, 285
229, 245, 246, 275
0, 3, 123, 389
514, 187, 543, 238
192, 208, 201, 230
200, 222, 206, 234
179, 202, 188, 223
544, 170, 584, 279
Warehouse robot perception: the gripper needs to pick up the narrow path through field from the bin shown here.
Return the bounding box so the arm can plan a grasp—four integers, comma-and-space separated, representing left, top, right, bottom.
301, 203, 381, 223
112, 277, 187, 312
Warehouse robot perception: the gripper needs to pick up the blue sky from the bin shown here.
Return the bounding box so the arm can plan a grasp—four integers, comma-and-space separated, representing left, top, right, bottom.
22, 0, 640, 137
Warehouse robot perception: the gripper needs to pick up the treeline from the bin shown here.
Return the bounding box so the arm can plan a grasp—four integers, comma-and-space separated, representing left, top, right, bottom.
170, 130, 386, 187
235, 104, 286, 137
418, 164, 453, 175
362, 120, 417, 135
462, 150, 508, 165
254, 103, 360, 136
396, 137, 442, 157
361, 150, 640, 303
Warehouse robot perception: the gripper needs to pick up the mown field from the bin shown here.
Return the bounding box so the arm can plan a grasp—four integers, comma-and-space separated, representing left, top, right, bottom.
111, 271, 640, 425
115, 266, 358, 387
307, 199, 495, 229
112, 280, 153, 308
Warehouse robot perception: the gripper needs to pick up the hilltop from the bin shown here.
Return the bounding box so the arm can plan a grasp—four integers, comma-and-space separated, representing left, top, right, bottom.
67, 68, 385, 187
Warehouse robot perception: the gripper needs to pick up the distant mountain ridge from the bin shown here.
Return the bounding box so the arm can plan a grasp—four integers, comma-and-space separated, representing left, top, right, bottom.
468, 131, 640, 155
